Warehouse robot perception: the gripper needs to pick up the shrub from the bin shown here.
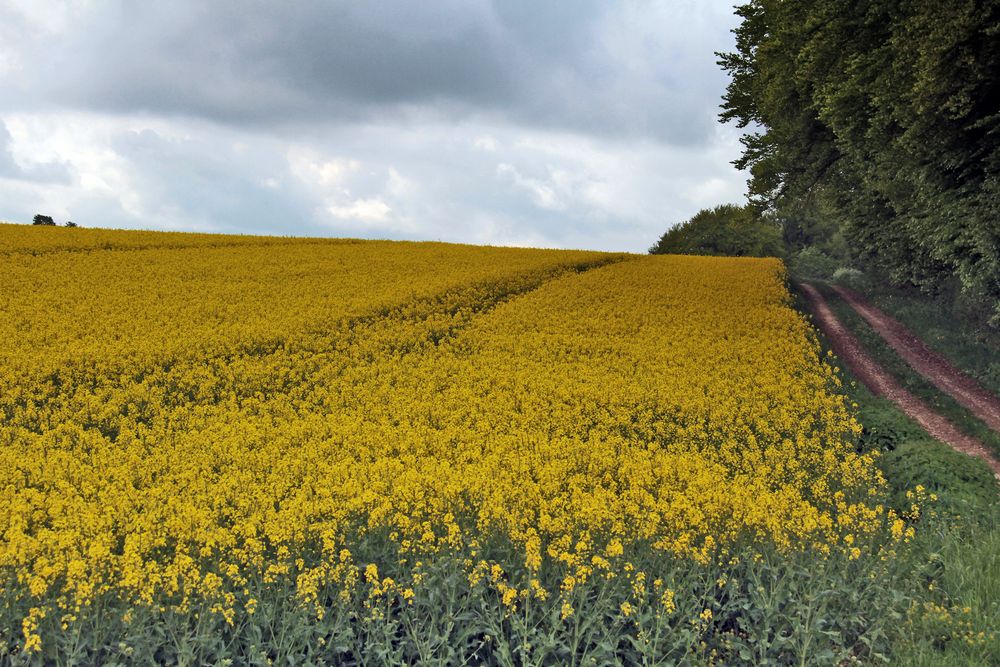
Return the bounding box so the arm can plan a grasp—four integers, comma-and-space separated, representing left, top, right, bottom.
650, 204, 784, 258
832, 266, 870, 291
791, 247, 839, 280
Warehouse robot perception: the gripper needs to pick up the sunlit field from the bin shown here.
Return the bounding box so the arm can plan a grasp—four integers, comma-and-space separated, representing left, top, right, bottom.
1, 225, 918, 664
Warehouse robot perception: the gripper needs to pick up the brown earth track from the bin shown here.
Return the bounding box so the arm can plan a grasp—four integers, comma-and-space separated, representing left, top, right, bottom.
831, 284, 1000, 434
799, 283, 1000, 478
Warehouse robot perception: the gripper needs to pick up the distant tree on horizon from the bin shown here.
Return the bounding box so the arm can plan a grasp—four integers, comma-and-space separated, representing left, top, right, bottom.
65, 221, 78, 227
650, 204, 784, 258
32, 214, 56, 226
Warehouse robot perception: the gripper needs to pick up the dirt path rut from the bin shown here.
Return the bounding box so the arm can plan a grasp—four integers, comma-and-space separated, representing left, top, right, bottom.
799, 283, 1000, 478
830, 284, 1000, 433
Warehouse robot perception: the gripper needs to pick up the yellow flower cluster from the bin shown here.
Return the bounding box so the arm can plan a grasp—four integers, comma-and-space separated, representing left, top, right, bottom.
0, 222, 606, 388
908, 601, 998, 648
0, 225, 889, 647
0, 221, 345, 255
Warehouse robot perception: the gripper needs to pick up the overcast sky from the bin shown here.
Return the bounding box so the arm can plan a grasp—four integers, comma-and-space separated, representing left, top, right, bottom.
0, 0, 746, 252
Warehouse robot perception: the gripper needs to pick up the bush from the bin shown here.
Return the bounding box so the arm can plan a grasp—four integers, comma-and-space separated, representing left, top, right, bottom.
650, 204, 784, 258
791, 247, 839, 280
832, 267, 870, 291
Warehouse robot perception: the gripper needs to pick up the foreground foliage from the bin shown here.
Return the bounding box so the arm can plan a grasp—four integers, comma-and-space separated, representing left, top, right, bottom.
0, 226, 920, 663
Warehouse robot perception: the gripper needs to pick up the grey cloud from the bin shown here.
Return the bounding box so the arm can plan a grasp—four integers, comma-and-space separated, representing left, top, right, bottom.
0, 123, 20, 177
0, 2, 749, 249
44, 3, 512, 120
0, 121, 72, 184
6, 1, 736, 145
106, 128, 312, 234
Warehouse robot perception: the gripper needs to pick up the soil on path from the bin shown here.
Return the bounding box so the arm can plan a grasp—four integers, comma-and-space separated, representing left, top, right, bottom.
799, 283, 1000, 478
830, 284, 1000, 434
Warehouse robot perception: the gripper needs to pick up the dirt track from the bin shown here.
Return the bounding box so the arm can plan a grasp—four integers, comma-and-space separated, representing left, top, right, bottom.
830, 284, 1000, 433
799, 283, 1000, 478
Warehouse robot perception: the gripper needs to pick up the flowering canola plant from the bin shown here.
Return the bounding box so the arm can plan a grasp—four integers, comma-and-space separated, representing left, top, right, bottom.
0, 224, 895, 653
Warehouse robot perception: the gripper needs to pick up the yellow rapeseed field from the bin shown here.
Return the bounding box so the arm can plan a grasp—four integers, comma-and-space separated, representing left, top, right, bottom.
0, 224, 898, 653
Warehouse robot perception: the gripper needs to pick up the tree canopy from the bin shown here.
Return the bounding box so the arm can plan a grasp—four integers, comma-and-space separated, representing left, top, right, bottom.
719, 0, 1000, 322
649, 204, 784, 257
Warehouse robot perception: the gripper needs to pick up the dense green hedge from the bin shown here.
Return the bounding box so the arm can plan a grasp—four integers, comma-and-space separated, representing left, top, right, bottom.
720, 0, 1000, 324
649, 204, 783, 258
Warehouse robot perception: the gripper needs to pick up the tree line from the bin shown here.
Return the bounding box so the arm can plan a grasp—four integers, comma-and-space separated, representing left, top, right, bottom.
655, 0, 999, 326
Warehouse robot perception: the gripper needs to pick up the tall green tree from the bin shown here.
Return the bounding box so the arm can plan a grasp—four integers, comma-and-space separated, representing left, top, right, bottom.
650, 204, 784, 257
719, 0, 1000, 322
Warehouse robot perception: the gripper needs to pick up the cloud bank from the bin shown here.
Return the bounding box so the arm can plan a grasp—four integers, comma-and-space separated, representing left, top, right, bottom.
0, 0, 746, 251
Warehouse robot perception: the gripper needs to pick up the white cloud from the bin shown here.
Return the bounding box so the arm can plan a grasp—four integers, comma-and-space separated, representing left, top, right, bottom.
0, 109, 747, 249
496, 163, 566, 211
287, 147, 360, 190
385, 167, 415, 198
2, 0, 88, 34
326, 198, 392, 223
473, 135, 499, 152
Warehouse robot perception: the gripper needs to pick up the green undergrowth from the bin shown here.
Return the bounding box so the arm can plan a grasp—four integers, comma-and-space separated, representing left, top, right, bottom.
792, 281, 1000, 665
0, 539, 942, 666
853, 386, 1000, 666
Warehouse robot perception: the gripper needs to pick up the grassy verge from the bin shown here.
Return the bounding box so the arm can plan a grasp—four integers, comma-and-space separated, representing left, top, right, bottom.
851, 384, 1000, 666
792, 282, 1000, 665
